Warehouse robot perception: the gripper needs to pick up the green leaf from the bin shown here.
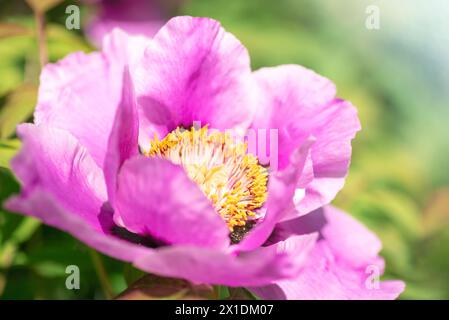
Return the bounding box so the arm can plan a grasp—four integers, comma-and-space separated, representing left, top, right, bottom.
123, 264, 145, 286
116, 274, 215, 300
0, 167, 21, 245
0, 166, 39, 268
8, 217, 40, 245
32, 261, 67, 277
0, 84, 37, 139
351, 189, 422, 240
0, 217, 40, 268
47, 24, 93, 60
0, 139, 20, 169
422, 188, 449, 236
0, 33, 35, 96
26, 0, 64, 14
400, 281, 448, 300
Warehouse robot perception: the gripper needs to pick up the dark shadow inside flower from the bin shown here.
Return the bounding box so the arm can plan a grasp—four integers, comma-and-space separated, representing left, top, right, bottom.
230, 221, 256, 244
112, 219, 257, 247
99, 201, 169, 248
111, 225, 167, 248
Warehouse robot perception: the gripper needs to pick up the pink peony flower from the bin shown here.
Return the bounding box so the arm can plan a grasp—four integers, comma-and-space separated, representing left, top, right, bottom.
5, 16, 404, 299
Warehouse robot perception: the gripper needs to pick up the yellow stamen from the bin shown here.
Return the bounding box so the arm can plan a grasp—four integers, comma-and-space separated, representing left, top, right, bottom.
144, 126, 268, 231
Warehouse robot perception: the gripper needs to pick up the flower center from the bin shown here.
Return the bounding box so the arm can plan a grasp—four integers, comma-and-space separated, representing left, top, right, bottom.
144, 126, 268, 232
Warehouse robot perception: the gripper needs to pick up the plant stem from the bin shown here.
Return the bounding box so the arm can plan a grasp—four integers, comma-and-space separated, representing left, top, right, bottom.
34, 10, 48, 68
88, 249, 114, 299
214, 285, 230, 299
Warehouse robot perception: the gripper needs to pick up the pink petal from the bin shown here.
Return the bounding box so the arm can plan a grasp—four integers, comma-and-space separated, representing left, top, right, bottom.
295, 99, 361, 216
7, 124, 111, 231
250, 206, 405, 300
34, 51, 124, 168
6, 188, 298, 287
235, 139, 314, 252
5, 189, 146, 261
104, 67, 139, 205
134, 16, 256, 149
135, 233, 317, 287
101, 28, 151, 69
252, 65, 361, 216
115, 156, 230, 249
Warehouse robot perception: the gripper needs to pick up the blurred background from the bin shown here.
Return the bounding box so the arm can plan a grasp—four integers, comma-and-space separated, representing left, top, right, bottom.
0, 0, 448, 299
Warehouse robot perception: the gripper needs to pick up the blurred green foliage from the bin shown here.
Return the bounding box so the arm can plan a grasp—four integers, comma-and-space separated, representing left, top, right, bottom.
0, 0, 448, 299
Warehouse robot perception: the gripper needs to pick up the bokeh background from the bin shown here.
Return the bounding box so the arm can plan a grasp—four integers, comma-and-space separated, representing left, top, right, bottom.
1, 0, 448, 299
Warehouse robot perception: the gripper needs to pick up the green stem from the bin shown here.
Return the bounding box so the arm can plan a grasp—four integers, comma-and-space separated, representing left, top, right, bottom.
214, 285, 230, 299
88, 249, 113, 299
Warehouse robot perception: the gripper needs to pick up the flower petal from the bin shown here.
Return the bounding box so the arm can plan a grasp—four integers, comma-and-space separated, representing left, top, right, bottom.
101, 28, 150, 70
6, 187, 294, 286
5, 188, 152, 262
134, 233, 317, 287
115, 156, 230, 249
235, 139, 314, 252
134, 16, 256, 149
7, 124, 111, 231
250, 206, 405, 300
34, 50, 124, 168
104, 67, 139, 205
252, 65, 361, 216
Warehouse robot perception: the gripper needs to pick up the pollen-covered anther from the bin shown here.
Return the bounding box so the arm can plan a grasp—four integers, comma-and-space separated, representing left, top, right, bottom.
144, 126, 268, 231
